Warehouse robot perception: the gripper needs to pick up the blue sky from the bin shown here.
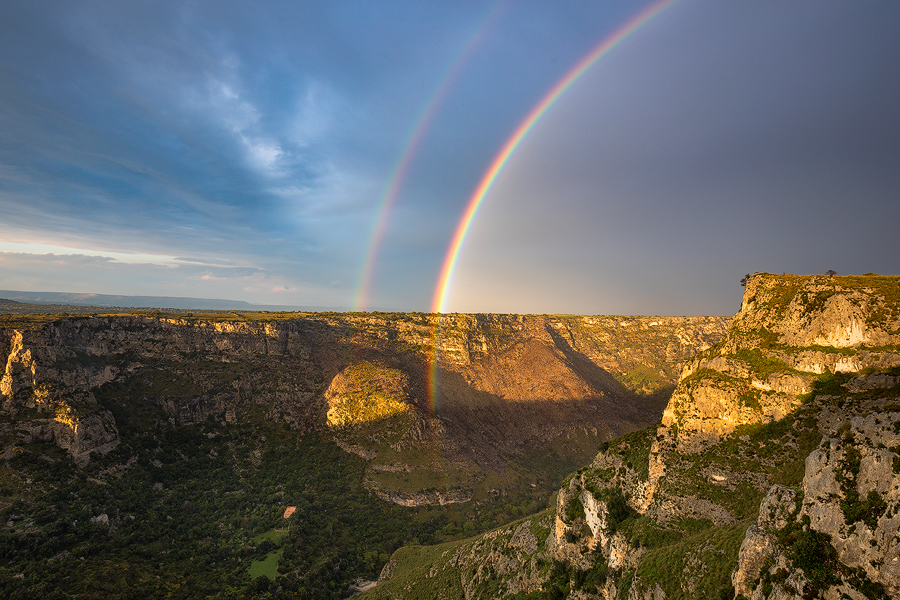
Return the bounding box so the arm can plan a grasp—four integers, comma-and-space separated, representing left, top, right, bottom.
1, 1, 898, 314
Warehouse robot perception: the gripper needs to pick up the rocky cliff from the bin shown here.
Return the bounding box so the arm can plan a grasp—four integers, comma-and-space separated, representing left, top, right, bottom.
362, 273, 900, 599
556, 274, 900, 600
644, 274, 900, 524
0, 311, 727, 501
732, 409, 900, 600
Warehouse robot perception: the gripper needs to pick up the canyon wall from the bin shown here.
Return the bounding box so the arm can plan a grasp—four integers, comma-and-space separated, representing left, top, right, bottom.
556, 274, 900, 599
0, 312, 727, 499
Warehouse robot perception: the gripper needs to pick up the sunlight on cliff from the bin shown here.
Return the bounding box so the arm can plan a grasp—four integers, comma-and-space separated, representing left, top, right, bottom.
325, 362, 411, 427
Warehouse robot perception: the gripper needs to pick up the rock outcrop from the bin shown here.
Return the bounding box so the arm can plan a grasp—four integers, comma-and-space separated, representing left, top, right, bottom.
734, 411, 900, 599
644, 274, 900, 522
671, 275, 900, 444
556, 274, 900, 599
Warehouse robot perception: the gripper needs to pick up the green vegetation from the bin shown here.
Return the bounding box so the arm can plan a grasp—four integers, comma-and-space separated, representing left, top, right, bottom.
362, 274, 900, 599
358, 539, 469, 599
746, 273, 900, 325
0, 388, 477, 600
751, 274, 805, 315
564, 494, 585, 522
352, 371, 899, 600
3, 308, 701, 599
797, 288, 840, 315
633, 521, 748, 600
601, 487, 633, 532
249, 548, 283, 580
766, 513, 891, 600
807, 371, 854, 397
0, 362, 587, 600
728, 348, 793, 378
834, 439, 888, 530
361, 510, 558, 600
679, 367, 743, 389
660, 405, 822, 520
4, 275, 897, 599
606, 427, 655, 481
614, 364, 670, 396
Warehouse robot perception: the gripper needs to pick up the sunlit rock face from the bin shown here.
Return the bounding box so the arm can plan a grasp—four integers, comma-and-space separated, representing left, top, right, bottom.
643, 274, 900, 509
324, 363, 411, 427
523, 274, 900, 600
285, 275, 900, 599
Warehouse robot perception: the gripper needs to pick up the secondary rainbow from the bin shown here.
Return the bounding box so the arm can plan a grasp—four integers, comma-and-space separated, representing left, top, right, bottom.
352, 0, 508, 311
431, 0, 678, 314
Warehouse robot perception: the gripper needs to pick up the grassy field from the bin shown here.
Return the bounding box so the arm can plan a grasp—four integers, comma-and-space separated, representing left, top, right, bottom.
249, 548, 284, 580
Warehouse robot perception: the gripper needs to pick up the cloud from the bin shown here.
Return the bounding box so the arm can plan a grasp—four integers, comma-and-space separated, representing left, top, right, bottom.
0, 250, 334, 306
0, 242, 179, 266
444, 0, 900, 314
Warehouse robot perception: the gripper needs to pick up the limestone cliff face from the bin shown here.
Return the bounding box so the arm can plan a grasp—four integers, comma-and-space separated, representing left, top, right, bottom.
644, 274, 900, 517
0, 313, 726, 488
0, 316, 319, 463
734, 410, 900, 599
355, 275, 900, 599
667, 275, 900, 447
546, 275, 900, 599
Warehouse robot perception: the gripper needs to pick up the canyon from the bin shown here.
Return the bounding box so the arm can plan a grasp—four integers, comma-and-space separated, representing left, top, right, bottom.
0, 311, 727, 505
3, 273, 898, 599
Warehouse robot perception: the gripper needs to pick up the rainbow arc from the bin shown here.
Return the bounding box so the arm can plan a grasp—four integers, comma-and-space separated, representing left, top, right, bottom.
427, 0, 679, 412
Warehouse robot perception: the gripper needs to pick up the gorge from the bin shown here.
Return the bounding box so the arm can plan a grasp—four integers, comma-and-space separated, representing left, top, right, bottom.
2, 273, 899, 599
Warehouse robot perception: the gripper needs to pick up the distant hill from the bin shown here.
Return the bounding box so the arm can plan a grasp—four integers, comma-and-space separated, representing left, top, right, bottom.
0, 290, 314, 311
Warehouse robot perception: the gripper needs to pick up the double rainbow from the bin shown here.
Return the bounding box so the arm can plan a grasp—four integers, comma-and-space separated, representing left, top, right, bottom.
353, 1, 509, 311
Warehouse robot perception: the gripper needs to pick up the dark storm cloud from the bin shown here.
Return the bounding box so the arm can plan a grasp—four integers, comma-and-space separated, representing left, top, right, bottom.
449, 0, 900, 314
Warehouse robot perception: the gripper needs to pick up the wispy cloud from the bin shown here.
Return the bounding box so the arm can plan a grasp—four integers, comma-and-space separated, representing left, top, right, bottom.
0, 242, 179, 266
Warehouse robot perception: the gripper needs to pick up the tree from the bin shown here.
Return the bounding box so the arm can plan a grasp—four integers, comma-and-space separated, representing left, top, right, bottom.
826, 270, 837, 277
740, 274, 751, 287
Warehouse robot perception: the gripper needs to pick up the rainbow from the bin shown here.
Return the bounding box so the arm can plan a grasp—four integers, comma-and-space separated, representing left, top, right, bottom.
427, 0, 678, 412
353, 1, 509, 311
431, 0, 678, 314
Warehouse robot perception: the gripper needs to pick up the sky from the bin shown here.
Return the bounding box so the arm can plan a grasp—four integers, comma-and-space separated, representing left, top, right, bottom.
0, 0, 898, 315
